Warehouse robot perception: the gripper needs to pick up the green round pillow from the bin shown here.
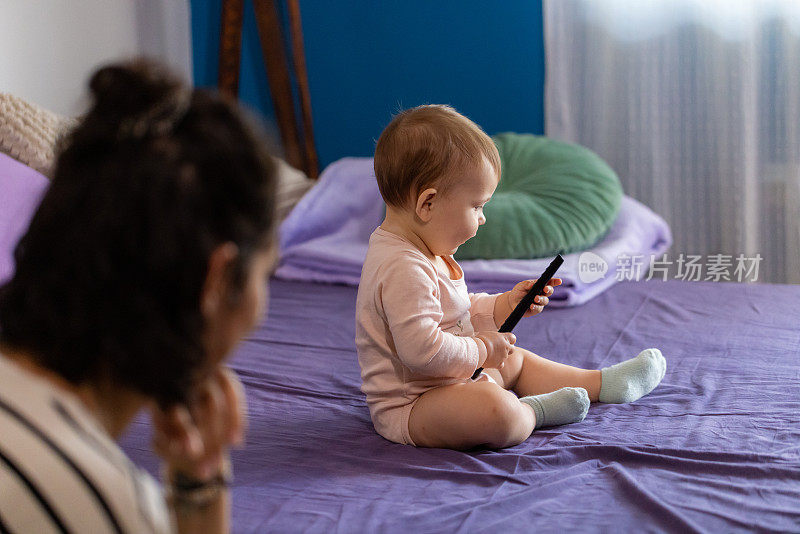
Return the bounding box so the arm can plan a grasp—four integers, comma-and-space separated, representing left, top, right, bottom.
455, 133, 623, 261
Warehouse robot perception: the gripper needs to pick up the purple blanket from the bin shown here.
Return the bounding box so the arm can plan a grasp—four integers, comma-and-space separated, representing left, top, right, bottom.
275, 158, 672, 305
0, 153, 49, 285
120, 277, 800, 532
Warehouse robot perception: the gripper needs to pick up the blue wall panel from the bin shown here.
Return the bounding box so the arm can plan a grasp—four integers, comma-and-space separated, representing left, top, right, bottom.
190, 1, 545, 170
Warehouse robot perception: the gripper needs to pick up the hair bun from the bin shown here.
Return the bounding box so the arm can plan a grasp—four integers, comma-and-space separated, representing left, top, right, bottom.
88, 58, 190, 139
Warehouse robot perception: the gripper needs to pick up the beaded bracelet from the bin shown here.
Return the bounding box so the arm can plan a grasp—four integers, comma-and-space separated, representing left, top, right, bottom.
164, 458, 232, 510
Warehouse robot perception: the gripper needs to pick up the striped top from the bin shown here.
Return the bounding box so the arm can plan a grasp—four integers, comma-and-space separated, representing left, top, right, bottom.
0, 354, 172, 533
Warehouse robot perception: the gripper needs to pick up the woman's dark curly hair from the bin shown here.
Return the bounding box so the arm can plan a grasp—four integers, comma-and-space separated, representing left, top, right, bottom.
0, 59, 277, 406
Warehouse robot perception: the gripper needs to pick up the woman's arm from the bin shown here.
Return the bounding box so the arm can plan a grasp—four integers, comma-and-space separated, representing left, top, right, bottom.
152, 367, 246, 534
164, 456, 231, 534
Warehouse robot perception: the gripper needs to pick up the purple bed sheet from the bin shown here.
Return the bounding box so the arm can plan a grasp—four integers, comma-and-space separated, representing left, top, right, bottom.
120, 277, 800, 533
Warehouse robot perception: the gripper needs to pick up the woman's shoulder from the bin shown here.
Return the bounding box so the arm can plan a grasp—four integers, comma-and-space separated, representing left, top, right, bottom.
0, 356, 172, 533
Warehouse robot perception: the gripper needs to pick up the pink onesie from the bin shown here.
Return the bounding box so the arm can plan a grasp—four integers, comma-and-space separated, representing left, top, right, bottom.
355, 226, 499, 445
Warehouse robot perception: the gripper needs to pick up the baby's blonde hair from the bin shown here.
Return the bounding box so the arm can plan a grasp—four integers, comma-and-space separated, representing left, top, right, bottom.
374, 104, 500, 209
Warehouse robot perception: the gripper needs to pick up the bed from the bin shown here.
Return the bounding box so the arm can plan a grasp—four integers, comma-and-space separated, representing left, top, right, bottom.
117, 276, 800, 532
112, 157, 800, 533
1, 90, 798, 533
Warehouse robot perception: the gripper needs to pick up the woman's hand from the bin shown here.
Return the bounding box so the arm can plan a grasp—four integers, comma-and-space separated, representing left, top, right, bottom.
151, 366, 246, 480
507, 277, 562, 318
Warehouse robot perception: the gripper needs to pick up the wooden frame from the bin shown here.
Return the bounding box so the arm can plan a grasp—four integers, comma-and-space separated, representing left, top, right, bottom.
218, 0, 319, 179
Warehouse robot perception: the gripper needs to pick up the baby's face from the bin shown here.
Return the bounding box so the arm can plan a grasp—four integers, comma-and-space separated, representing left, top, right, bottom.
426, 157, 498, 256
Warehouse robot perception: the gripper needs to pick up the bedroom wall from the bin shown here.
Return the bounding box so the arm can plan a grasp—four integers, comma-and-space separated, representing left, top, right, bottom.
0, 1, 192, 116
190, 1, 545, 171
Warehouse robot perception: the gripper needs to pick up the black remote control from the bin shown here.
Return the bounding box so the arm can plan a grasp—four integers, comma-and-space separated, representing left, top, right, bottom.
471, 254, 564, 380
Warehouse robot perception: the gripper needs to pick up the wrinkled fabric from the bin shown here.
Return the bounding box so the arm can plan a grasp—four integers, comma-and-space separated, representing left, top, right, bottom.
120, 278, 800, 533
275, 157, 672, 306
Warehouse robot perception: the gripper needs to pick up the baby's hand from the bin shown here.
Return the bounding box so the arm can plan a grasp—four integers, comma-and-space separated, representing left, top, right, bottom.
475, 331, 516, 370
508, 277, 562, 318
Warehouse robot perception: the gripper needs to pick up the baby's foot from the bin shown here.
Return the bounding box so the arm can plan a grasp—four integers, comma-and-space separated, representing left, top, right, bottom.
598, 348, 666, 404
520, 387, 590, 429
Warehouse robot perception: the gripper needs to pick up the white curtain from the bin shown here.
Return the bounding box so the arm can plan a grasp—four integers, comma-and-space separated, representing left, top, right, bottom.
544, 0, 800, 284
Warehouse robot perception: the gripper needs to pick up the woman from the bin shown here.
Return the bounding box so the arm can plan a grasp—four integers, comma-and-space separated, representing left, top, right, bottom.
0, 60, 277, 533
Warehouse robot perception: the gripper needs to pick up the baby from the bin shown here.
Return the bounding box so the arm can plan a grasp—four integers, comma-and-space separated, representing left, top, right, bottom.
355, 105, 666, 449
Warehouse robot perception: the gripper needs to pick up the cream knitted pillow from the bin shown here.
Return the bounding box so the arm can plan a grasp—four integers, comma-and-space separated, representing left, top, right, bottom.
0, 93, 77, 177
0, 93, 313, 218
273, 156, 314, 222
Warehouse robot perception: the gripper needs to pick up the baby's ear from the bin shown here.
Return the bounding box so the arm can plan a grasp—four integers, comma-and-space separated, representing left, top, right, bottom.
415, 188, 437, 222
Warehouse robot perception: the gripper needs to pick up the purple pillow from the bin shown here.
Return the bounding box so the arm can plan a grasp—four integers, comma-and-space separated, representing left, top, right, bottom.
0, 152, 50, 284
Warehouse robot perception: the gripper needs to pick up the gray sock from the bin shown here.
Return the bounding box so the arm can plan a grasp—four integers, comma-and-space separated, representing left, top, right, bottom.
520, 387, 590, 429
599, 348, 666, 404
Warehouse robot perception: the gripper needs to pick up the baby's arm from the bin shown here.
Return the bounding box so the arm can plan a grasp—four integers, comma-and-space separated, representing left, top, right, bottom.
467, 292, 501, 332
379, 255, 486, 378
473, 279, 562, 329
469, 293, 517, 370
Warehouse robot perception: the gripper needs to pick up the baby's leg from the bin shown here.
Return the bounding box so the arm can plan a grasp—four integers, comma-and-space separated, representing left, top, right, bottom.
510, 347, 666, 404
408, 380, 534, 449
489, 348, 603, 401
